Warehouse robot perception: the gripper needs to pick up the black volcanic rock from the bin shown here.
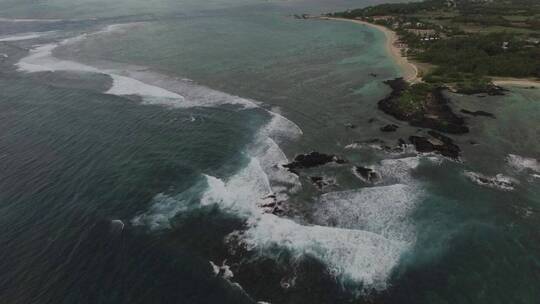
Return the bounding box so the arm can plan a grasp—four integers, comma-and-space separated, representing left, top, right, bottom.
310, 176, 325, 190
378, 78, 469, 134
409, 136, 435, 153
353, 166, 379, 183
409, 131, 461, 159
460, 109, 495, 118
455, 83, 507, 96
380, 124, 399, 132
309, 176, 337, 190
283, 152, 346, 174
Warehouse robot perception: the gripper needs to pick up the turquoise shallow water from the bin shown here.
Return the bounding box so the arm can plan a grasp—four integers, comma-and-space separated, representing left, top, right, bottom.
1, 0, 540, 303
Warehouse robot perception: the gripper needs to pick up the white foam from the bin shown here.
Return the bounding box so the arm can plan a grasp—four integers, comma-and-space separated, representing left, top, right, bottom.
0, 31, 54, 42
196, 156, 411, 289
464, 170, 518, 191
15, 25, 279, 110
17, 43, 100, 73
209, 260, 235, 280
107, 74, 185, 99
236, 215, 405, 290
131, 193, 190, 230
507, 154, 540, 173
314, 184, 419, 243
200, 159, 272, 217
135, 153, 423, 289
370, 156, 441, 184
260, 109, 303, 140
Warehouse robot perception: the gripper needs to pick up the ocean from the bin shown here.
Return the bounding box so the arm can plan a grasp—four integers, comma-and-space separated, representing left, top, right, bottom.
1, 0, 539, 303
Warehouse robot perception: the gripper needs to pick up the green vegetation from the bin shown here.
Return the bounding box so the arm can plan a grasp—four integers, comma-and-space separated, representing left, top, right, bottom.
398, 83, 432, 114
420, 33, 540, 78
329, 0, 540, 90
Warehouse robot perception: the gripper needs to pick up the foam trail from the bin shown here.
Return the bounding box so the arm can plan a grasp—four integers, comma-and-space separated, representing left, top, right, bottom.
15, 25, 284, 110
131, 193, 191, 230
107, 74, 185, 99
0, 31, 55, 42
0, 17, 62, 23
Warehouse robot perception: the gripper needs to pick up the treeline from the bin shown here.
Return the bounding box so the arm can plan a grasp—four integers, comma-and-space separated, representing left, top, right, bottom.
418, 33, 540, 78
330, 0, 447, 18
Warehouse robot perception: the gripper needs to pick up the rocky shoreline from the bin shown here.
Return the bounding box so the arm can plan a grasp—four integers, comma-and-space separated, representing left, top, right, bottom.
283, 152, 346, 175
378, 78, 469, 134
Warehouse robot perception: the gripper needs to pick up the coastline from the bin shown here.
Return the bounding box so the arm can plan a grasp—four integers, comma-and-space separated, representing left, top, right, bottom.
320, 17, 420, 83
491, 77, 540, 88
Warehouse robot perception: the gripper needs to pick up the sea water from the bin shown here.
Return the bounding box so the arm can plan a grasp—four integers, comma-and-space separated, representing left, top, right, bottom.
1, 0, 539, 303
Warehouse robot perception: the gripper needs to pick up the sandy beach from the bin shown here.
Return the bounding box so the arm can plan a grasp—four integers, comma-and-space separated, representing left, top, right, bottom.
321, 17, 420, 83
492, 77, 540, 88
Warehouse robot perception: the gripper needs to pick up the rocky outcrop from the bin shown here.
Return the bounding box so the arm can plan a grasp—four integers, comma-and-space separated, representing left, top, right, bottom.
380, 124, 399, 132
310, 176, 337, 190
460, 109, 495, 118
464, 171, 517, 191
378, 78, 469, 134
454, 83, 507, 96
283, 152, 346, 174
409, 131, 461, 159
353, 166, 379, 183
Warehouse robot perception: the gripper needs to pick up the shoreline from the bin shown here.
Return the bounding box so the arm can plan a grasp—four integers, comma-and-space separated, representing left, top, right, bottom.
317, 17, 540, 89
319, 17, 420, 83
491, 77, 540, 88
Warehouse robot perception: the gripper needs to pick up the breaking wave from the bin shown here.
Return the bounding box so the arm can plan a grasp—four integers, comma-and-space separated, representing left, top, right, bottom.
15, 23, 267, 110
507, 154, 540, 174
38, 22, 425, 292
134, 154, 427, 290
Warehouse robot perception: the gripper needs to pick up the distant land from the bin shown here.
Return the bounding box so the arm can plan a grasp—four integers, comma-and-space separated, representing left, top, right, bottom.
296, 0, 540, 142
327, 0, 540, 91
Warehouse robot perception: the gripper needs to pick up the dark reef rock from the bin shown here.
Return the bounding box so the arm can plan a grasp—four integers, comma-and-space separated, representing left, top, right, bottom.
409, 131, 461, 159
454, 84, 507, 96
378, 78, 469, 134
353, 166, 379, 183
350, 138, 414, 154
409, 136, 435, 153
310, 176, 337, 190
380, 124, 399, 132
259, 197, 288, 215
310, 176, 326, 190
460, 109, 495, 118
464, 171, 517, 191
283, 152, 346, 174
